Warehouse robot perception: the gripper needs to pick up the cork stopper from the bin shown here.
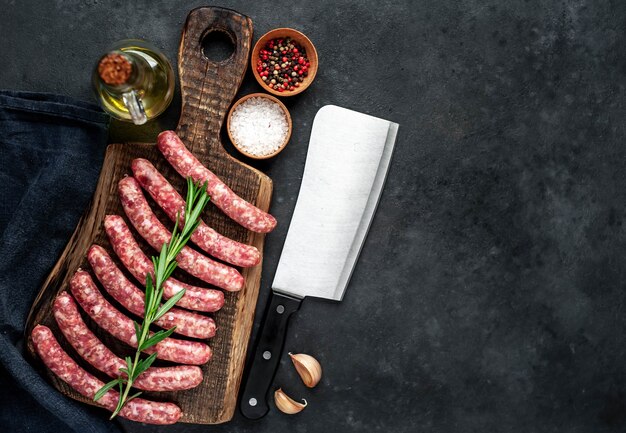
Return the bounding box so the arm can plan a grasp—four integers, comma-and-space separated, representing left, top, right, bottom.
98, 53, 132, 86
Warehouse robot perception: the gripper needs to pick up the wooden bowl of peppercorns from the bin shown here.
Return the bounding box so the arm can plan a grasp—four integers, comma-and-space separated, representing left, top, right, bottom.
251, 28, 318, 96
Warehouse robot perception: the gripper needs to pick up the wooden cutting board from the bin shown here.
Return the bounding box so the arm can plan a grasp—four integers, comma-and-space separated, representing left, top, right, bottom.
24, 7, 269, 425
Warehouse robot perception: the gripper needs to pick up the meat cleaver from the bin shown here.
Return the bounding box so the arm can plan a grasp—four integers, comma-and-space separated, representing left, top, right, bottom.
240, 105, 399, 419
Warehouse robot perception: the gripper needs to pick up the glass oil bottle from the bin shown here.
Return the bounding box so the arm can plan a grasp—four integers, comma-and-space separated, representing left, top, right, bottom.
92, 39, 174, 125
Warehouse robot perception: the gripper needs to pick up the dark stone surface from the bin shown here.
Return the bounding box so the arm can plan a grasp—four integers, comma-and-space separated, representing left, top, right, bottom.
2, 0, 626, 432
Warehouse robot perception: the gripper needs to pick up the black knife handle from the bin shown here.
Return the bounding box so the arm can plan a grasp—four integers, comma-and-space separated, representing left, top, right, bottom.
240, 291, 302, 419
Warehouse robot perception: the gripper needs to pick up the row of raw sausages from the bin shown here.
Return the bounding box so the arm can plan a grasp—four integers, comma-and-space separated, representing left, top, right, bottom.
32, 131, 277, 424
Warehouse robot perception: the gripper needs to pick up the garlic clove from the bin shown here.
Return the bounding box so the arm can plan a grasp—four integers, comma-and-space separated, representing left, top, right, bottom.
274, 388, 307, 414
289, 352, 322, 388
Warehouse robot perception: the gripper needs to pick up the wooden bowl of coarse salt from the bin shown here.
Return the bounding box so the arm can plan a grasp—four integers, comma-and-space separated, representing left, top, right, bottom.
227, 93, 292, 159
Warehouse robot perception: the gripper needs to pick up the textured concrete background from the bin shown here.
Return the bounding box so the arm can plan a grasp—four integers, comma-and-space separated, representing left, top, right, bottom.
2, 1, 626, 432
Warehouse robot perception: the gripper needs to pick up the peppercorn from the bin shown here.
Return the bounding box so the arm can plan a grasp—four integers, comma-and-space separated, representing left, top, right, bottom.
257, 37, 310, 92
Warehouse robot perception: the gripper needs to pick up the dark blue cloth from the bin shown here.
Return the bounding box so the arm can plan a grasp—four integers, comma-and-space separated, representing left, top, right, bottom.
0, 91, 123, 433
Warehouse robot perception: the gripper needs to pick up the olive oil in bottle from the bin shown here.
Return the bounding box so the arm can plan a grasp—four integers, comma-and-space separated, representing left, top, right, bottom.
93, 39, 174, 125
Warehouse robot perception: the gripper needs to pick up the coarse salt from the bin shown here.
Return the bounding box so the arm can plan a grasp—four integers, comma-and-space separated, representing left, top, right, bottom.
229, 97, 289, 157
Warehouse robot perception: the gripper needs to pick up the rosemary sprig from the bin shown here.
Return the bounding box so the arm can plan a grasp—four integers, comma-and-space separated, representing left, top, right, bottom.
94, 178, 210, 419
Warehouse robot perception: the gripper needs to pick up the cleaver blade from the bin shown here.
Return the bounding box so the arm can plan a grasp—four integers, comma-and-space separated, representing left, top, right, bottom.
272, 105, 399, 301
240, 105, 398, 419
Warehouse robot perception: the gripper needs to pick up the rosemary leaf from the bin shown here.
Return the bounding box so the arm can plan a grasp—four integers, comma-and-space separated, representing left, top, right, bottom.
154, 290, 186, 321
133, 322, 141, 342
157, 243, 169, 281
134, 352, 157, 378
151, 256, 159, 276
126, 392, 142, 404
171, 212, 181, 242
185, 178, 194, 207
163, 261, 178, 282
111, 389, 125, 419
94, 378, 120, 402
144, 274, 154, 316
138, 327, 176, 351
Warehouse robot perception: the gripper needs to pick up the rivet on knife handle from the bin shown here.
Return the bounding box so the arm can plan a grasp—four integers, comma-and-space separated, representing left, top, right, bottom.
240, 291, 302, 419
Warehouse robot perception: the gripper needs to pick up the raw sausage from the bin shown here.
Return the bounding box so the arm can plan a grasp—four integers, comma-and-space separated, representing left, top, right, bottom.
104, 215, 224, 312
118, 176, 245, 291
53, 292, 203, 392
132, 158, 261, 267
70, 270, 212, 365
31, 325, 182, 424
87, 245, 216, 339
88, 244, 216, 338
70, 271, 212, 365
157, 130, 277, 233
118, 176, 244, 292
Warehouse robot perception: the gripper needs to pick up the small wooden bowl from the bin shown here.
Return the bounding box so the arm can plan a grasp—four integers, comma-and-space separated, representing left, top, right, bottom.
227, 93, 292, 159
251, 28, 318, 97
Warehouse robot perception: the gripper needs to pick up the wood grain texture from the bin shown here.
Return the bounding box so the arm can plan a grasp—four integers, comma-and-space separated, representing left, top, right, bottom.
24, 7, 269, 424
